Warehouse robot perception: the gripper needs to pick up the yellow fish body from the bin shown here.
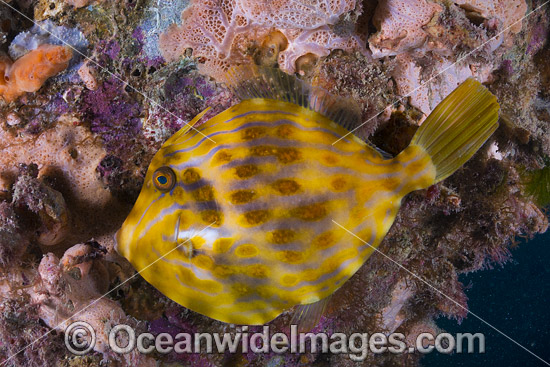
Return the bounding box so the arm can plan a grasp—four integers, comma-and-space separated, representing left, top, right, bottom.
115, 69, 499, 326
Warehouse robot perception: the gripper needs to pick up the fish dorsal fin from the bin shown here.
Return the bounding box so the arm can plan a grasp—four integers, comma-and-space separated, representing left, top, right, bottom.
224, 66, 363, 137
164, 106, 212, 146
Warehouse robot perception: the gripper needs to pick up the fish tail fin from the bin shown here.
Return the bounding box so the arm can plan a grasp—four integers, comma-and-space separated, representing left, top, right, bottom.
411, 78, 500, 183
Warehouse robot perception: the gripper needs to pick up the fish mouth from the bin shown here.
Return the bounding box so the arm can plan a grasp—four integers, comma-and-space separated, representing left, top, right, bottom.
114, 211, 186, 265
113, 228, 123, 255
113, 224, 133, 259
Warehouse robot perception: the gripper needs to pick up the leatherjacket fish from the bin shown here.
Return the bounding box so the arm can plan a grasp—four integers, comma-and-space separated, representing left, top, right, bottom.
115, 67, 499, 328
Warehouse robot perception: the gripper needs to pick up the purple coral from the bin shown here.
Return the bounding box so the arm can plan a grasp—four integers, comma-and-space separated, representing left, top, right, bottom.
500, 59, 514, 76
7, 92, 72, 135
80, 77, 142, 157
104, 40, 122, 60
161, 72, 217, 131
144, 68, 236, 145
148, 307, 212, 366
526, 23, 548, 55
132, 27, 145, 51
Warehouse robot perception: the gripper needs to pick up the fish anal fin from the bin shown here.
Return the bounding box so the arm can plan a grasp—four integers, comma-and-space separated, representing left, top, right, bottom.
290, 296, 331, 333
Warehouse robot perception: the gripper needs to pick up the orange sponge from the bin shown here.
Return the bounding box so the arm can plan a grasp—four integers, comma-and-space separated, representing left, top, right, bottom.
0, 44, 72, 103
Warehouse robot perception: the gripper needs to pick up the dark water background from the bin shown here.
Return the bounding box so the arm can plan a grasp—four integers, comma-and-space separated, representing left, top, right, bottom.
423, 230, 550, 366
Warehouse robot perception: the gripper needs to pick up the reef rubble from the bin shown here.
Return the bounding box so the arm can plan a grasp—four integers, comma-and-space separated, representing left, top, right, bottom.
0, 0, 548, 366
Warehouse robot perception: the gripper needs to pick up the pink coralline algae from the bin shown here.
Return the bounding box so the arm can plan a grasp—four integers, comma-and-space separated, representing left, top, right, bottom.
162, 70, 219, 130
143, 66, 237, 146
147, 307, 214, 366
80, 77, 143, 158
370, 0, 527, 58
454, 0, 527, 35
30, 242, 156, 366
101, 40, 122, 61
371, 0, 528, 117
159, 0, 368, 78
526, 23, 549, 55
369, 0, 443, 58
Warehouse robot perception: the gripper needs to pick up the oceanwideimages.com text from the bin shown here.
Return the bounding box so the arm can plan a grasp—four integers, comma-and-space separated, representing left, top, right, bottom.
65, 322, 485, 361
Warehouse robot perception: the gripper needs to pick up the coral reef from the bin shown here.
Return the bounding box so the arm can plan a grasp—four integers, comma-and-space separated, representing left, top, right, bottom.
0, 296, 66, 367
159, 0, 368, 78
11, 163, 70, 247
30, 242, 156, 366
64, 0, 94, 9
80, 76, 143, 159
0, 200, 28, 266
454, 0, 527, 34
369, 0, 527, 59
8, 20, 88, 62
0, 0, 548, 366
380, 0, 529, 117
305, 51, 395, 138
369, 0, 443, 58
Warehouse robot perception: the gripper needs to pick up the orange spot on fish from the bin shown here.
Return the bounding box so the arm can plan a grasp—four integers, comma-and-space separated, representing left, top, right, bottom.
230, 190, 257, 204
250, 145, 301, 163
269, 229, 295, 244
235, 164, 260, 178
323, 154, 339, 165
276, 124, 294, 138
281, 274, 298, 286
277, 250, 304, 264
243, 210, 270, 225
235, 244, 259, 257
291, 202, 327, 221
213, 265, 234, 278
192, 185, 215, 201
250, 145, 276, 156
242, 126, 266, 140
232, 283, 252, 296
331, 177, 347, 191
246, 264, 269, 278
272, 179, 300, 195
214, 151, 232, 163
182, 168, 201, 184
200, 210, 223, 226
312, 231, 336, 249
276, 147, 301, 163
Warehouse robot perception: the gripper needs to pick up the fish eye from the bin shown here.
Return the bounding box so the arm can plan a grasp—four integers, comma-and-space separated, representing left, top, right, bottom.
152, 166, 176, 191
